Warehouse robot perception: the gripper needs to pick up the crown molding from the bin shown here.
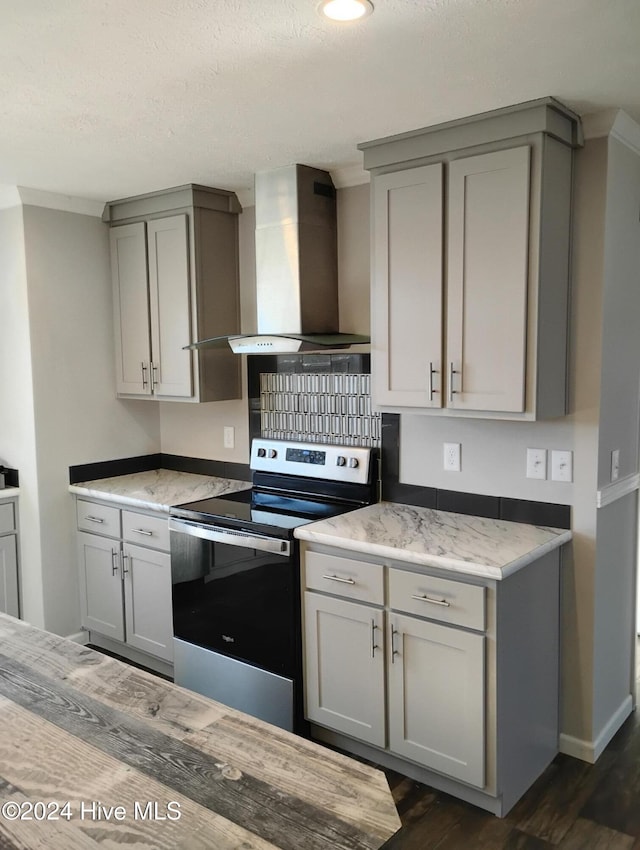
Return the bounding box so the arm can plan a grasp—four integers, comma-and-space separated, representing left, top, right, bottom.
0, 185, 22, 211
582, 109, 640, 155
609, 110, 640, 155
16, 187, 104, 217
235, 186, 255, 208
331, 163, 370, 189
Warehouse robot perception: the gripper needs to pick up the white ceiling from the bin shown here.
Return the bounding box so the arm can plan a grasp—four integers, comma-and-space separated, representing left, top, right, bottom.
1, 0, 639, 206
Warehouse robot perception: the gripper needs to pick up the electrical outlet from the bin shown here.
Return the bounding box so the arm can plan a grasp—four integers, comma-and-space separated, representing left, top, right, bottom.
526, 448, 547, 480
551, 450, 573, 482
611, 449, 620, 482
223, 426, 235, 449
443, 442, 461, 472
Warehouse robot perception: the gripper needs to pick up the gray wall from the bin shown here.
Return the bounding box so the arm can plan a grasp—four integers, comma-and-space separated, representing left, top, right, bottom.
591, 133, 640, 736
4, 204, 160, 634
593, 494, 637, 736
337, 182, 371, 336
0, 204, 45, 626
597, 136, 640, 485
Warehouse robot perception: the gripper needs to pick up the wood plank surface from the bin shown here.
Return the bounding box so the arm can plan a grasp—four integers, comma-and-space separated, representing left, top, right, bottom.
0, 614, 400, 850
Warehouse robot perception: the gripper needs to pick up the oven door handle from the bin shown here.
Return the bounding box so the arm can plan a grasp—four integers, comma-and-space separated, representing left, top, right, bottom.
169, 517, 290, 556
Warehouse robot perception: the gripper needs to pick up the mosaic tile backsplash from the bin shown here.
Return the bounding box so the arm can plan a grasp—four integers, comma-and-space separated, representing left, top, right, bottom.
260, 372, 381, 447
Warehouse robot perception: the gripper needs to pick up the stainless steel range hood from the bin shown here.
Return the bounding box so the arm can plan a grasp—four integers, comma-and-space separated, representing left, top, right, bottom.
187, 164, 369, 355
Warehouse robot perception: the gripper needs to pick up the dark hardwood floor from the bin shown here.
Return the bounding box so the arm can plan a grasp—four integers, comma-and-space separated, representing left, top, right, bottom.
380, 642, 640, 850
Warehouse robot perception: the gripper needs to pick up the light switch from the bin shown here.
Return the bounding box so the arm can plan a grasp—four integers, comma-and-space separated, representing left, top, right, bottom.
551, 450, 573, 482
611, 449, 620, 482
223, 426, 235, 449
526, 448, 547, 479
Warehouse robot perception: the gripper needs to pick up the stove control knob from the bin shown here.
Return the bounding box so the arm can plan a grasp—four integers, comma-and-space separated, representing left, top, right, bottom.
267, 449, 278, 459
336, 456, 347, 467
348, 457, 359, 469
257, 448, 266, 458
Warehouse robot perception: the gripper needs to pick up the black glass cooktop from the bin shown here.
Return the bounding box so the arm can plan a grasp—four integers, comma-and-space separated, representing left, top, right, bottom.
171, 487, 358, 532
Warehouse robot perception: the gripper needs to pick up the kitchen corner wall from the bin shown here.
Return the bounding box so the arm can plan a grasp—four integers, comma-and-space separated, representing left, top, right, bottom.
0, 200, 160, 635
0, 204, 43, 626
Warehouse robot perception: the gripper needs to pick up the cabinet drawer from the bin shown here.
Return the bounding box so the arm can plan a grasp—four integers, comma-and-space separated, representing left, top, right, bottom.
0, 502, 15, 534
388, 568, 485, 631
122, 510, 169, 551
305, 551, 384, 605
77, 500, 121, 538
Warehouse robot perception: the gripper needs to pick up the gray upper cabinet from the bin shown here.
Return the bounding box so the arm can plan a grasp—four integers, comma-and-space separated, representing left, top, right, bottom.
104, 184, 242, 403
371, 163, 444, 409
361, 97, 583, 420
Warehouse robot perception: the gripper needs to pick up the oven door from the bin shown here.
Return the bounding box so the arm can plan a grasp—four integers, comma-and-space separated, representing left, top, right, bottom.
168, 518, 300, 730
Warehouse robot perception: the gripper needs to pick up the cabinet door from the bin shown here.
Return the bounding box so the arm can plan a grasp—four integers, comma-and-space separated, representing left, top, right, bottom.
304, 592, 385, 746
388, 613, 485, 787
147, 215, 193, 399
372, 164, 443, 408
0, 535, 19, 618
123, 543, 173, 662
77, 532, 124, 641
446, 146, 530, 412
110, 223, 152, 396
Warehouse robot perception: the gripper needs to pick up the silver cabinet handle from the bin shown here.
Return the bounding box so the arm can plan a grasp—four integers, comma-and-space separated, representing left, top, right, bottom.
448, 362, 460, 403
371, 620, 379, 658
411, 594, 451, 607
322, 574, 356, 585
122, 553, 130, 576
111, 549, 119, 576
141, 362, 148, 390
151, 362, 158, 391
85, 515, 105, 524
428, 362, 439, 401
390, 624, 399, 664
132, 528, 153, 536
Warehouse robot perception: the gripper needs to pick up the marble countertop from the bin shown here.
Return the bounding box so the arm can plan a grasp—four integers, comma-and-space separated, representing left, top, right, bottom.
69, 469, 251, 513
294, 501, 572, 580
0, 487, 19, 502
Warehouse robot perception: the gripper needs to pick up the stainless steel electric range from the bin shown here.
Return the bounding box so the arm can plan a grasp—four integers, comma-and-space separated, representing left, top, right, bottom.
168, 438, 376, 733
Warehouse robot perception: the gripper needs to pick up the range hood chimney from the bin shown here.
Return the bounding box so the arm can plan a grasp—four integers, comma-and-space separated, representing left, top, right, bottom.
187, 164, 369, 355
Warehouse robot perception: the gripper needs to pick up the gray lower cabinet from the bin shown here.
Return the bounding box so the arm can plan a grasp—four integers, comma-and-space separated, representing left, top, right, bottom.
301, 543, 561, 816
77, 531, 124, 641
387, 613, 485, 787
304, 592, 386, 746
76, 499, 173, 663
0, 499, 19, 618
122, 542, 172, 659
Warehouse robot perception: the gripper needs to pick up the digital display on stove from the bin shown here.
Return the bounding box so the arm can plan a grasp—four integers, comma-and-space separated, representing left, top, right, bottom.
286, 448, 326, 465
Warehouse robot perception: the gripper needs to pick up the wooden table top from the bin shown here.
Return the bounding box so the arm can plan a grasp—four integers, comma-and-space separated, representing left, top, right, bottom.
0, 614, 400, 850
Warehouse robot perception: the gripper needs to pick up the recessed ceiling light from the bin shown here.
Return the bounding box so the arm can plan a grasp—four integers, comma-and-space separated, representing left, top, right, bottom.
318, 0, 374, 22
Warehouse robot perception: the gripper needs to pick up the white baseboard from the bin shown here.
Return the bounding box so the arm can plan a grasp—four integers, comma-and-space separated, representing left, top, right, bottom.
65, 630, 89, 645
559, 695, 634, 762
